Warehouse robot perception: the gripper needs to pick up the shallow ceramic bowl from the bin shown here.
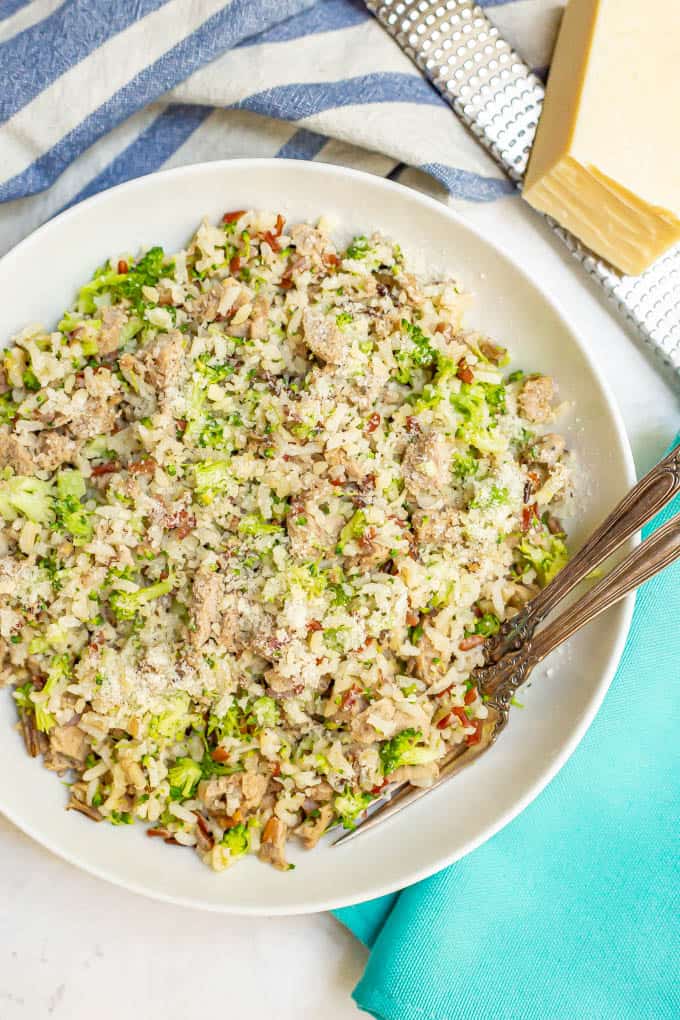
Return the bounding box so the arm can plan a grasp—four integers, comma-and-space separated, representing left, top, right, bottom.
0, 159, 635, 914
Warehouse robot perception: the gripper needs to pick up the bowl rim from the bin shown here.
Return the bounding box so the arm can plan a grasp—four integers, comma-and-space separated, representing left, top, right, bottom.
0, 158, 636, 914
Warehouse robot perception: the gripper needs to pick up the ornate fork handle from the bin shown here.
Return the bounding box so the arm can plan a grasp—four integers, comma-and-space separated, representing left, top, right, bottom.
334, 510, 680, 846
479, 513, 680, 716
485, 444, 680, 664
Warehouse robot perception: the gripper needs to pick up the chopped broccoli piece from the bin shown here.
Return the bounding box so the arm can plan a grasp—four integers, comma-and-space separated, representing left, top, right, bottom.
167, 757, 202, 798
192, 460, 232, 504
450, 383, 486, 424
249, 696, 279, 729
13, 681, 55, 731
0, 475, 53, 524
379, 727, 438, 775
54, 471, 92, 541
22, 368, 41, 391
336, 509, 367, 553
334, 790, 375, 829
149, 692, 192, 743
483, 383, 507, 416
57, 469, 86, 500
12, 682, 34, 712
207, 704, 243, 742
35, 703, 56, 733
517, 536, 569, 586
116, 247, 172, 312
344, 235, 371, 260
0, 393, 17, 425
394, 320, 438, 383
222, 822, 251, 857
336, 312, 353, 327
451, 450, 478, 480
77, 263, 127, 314
474, 612, 500, 636
109, 576, 174, 621
238, 514, 283, 537
195, 354, 235, 385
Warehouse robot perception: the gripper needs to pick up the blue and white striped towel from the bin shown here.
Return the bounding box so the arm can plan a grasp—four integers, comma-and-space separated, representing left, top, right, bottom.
0, 0, 564, 258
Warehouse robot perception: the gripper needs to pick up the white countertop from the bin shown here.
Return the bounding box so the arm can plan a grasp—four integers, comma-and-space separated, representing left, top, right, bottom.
0, 193, 677, 1020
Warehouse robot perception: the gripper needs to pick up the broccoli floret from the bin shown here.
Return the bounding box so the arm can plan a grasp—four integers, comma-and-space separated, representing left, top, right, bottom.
0, 475, 53, 524
222, 822, 251, 858
518, 536, 569, 586
109, 576, 174, 621
149, 692, 192, 743
197, 416, 231, 450
207, 704, 243, 742
394, 320, 438, 383
451, 384, 509, 455
238, 514, 283, 537
77, 247, 172, 315
334, 790, 375, 829
117, 247, 172, 311
379, 728, 438, 775
167, 757, 202, 799
451, 450, 478, 480
193, 459, 232, 504
54, 469, 92, 542
248, 696, 279, 729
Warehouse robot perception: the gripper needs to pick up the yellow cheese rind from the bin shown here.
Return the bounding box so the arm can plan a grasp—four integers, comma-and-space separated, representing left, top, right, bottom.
523, 0, 680, 276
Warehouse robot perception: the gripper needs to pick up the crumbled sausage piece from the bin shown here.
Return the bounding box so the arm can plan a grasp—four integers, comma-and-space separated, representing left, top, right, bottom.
249, 294, 270, 340
98, 306, 128, 355
241, 772, 268, 811
532, 432, 565, 466
301, 308, 346, 365
295, 804, 334, 849
518, 375, 556, 423
410, 631, 448, 686
140, 330, 186, 400
402, 432, 452, 509
287, 482, 342, 560
0, 427, 82, 474
49, 724, 89, 765
189, 567, 223, 648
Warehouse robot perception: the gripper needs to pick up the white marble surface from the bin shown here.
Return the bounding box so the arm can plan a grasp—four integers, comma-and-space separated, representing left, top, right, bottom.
0, 192, 677, 1020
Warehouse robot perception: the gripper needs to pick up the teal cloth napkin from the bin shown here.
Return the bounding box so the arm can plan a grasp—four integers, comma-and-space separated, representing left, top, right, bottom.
335, 436, 680, 1020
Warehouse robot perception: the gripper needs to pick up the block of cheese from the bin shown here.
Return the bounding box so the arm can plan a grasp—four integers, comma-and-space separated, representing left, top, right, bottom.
523, 0, 680, 276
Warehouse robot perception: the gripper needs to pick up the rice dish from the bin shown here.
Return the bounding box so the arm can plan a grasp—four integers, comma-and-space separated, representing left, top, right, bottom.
0, 210, 573, 870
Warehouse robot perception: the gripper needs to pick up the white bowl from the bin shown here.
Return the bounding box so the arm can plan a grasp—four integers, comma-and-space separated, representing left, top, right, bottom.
0, 159, 635, 915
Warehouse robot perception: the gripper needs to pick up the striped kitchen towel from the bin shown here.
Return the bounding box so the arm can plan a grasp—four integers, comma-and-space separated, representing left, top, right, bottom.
0, 0, 564, 257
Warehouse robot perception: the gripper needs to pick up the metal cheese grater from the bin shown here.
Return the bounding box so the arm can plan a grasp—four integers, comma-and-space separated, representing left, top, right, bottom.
366, 0, 680, 378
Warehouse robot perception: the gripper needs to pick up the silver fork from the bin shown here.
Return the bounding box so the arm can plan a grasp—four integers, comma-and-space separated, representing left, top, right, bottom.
333, 447, 680, 846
